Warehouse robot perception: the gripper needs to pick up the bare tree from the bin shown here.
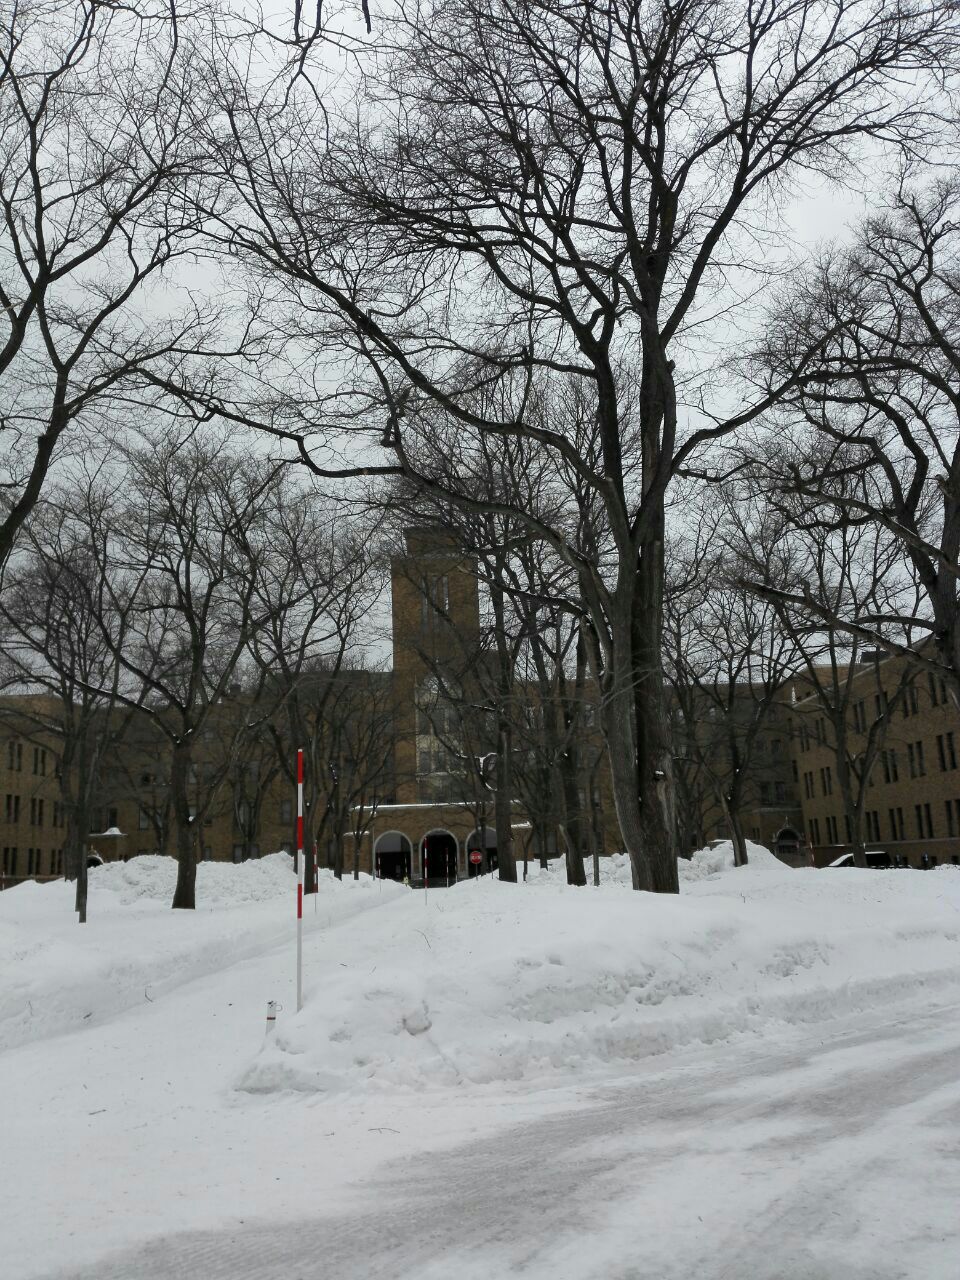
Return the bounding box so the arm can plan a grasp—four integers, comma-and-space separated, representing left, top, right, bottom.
0, 1, 245, 572
206, 0, 958, 891
247, 489, 385, 888
726, 486, 922, 862
76, 430, 284, 909
748, 181, 960, 694
665, 506, 799, 867
0, 489, 128, 920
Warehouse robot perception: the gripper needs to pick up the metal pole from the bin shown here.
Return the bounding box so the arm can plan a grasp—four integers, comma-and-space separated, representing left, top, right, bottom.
424, 840, 428, 906
296, 748, 304, 1013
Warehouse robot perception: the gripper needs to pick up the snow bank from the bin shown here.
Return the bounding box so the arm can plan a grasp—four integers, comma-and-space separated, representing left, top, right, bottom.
520, 839, 790, 887
0, 856, 405, 1052
238, 861, 960, 1097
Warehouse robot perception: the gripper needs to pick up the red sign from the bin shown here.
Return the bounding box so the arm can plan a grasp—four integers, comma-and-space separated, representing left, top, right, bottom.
469, 851, 483, 865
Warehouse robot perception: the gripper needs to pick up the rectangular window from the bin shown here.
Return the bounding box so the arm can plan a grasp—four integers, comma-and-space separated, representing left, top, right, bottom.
7, 741, 22, 771
820, 767, 832, 797
5, 794, 20, 823
811, 818, 821, 844
138, 807, 150, 831
420, 574, 450, 629
947, 799, 956, 839
775, 781, 787, 803
908, 741, 926, 778
882, 749, 899, 784
853, 701, 866, 733
914, 805, 934, 839
29, 798, 44, 827
2, 847, 18, 875
826, 815, 838, 843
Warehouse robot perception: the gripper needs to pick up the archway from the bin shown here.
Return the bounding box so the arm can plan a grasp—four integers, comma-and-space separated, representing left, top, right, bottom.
374, 831, 412, 882
774, 827, 801, 864
421, 829, 458, 887
466, 825, 498, 877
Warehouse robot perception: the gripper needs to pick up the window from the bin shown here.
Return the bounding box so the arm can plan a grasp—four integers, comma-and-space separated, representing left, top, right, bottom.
810, 818, 821, 844
882, 750, 899, 784
31, 747, 46, 776
26, 848, 38, 875
52, 801, 65, 828
5, 794, 20, 824
889, 807, 905, 841
50, 849, 62, 876
759, 782, 771, 804
29, 798, 44, 827
874, 692, 888, 719
826, 815, 839, 843
420, 574, 450, 629
937, 732, 957, 771
907, 741, 926, 778
853, 701, 866, 733
7, 741, 22, 771
865, 810, 881, 842
915, 803, 934, 840
804, 771, 814, 800
903, 686, 920, 717
946, 799, 960, 839
775, 781, 787, 803
2, 847, 18, 875
820, 766, 832, 797
927, 672, 949, 707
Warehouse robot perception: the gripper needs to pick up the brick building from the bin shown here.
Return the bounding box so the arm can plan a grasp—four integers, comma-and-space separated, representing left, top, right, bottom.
0, 696, 67, 888
793, 652, 960, 868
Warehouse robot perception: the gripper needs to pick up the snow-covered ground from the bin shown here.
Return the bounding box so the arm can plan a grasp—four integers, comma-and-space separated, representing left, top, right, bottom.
1, 848, 958, 1279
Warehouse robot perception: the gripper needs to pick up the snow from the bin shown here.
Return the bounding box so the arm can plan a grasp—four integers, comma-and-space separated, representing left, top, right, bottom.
1, 846, 959, 1279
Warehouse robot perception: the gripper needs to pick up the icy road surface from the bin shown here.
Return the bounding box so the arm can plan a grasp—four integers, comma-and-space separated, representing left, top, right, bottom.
30, 995, 960, 1280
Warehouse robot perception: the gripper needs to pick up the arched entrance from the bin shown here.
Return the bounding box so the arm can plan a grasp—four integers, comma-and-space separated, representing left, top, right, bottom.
774, 827, 801, 864
466, 825, 498, 877
421, 829, 458, 887
374, 831, 412, 882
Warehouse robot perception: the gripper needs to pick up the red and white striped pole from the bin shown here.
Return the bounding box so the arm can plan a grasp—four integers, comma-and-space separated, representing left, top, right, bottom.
424, 841, 428, 905
296, 748, 304, 1013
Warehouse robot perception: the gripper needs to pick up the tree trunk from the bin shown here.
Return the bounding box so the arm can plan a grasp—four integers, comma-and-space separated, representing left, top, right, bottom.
170, 741, 198, 910
634, 538, 680, 893
494, 718, 517, 882
558, 750, 586, 887
728, 804, 749, 868
600, 633, 650, 889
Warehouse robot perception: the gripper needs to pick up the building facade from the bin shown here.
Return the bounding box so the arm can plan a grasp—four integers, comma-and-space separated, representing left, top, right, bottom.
793, 654, 960, 868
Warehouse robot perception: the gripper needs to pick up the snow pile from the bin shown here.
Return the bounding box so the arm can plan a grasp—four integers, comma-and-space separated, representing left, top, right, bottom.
91, 851, 348, 907
679, 839, 790, 882
0, 858, 405, 1052
238, 862, 960, 1097
521, 840, 790, 887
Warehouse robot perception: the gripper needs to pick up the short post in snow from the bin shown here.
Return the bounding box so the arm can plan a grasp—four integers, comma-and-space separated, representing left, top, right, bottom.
265, 1000, 278, 1036
296, 748, 304, 1013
